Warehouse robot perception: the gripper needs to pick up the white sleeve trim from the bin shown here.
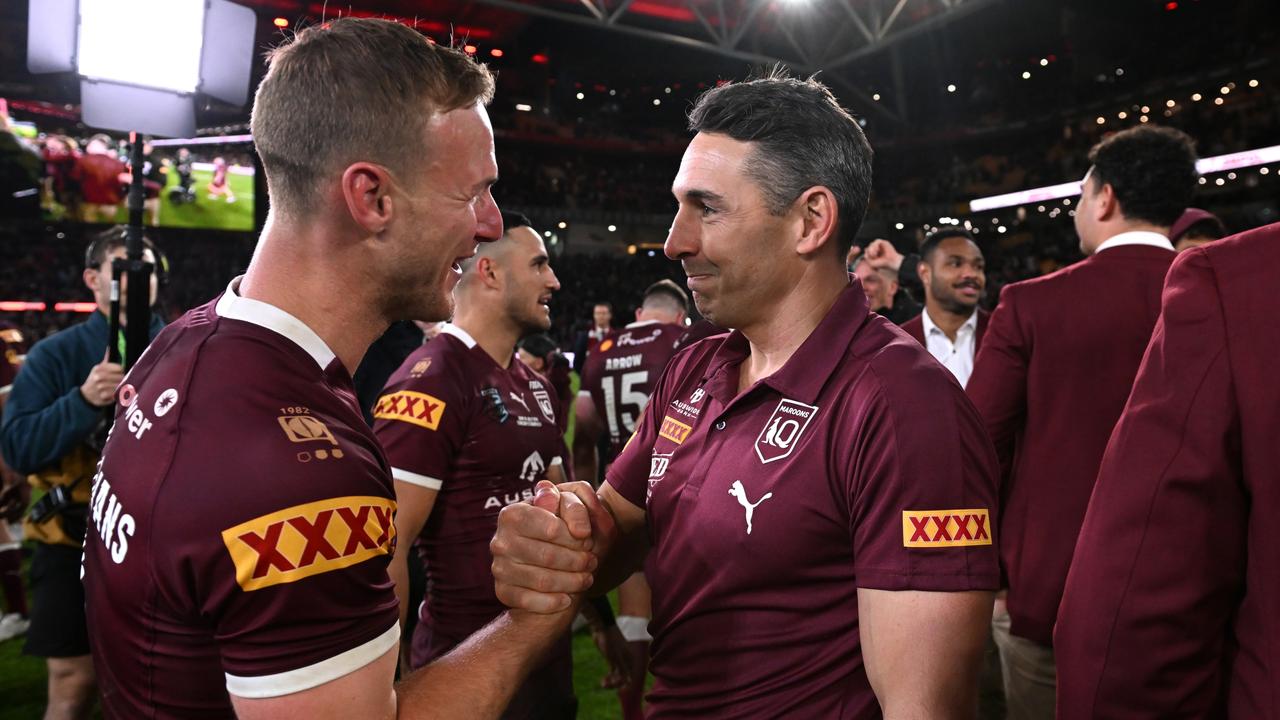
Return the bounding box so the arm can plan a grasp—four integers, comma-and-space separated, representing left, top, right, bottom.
392, 466, 443, 490
550, 456, 564, 466
225, 622, 399, 699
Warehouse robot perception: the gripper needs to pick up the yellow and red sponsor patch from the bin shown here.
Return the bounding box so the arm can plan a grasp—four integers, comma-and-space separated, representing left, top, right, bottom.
658, 415, 692, 445
599, 339, 614, 353
221, 496, 396, 591
902, 509, 992, 548
373, 390, 445, 431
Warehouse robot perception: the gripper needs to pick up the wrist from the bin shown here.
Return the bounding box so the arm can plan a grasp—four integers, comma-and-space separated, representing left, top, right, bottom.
77, 386, 101, 408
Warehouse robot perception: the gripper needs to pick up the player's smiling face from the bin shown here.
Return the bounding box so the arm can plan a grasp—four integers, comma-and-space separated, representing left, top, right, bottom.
501, 225, 560, 334
384, 102, 502, 323
665, 132, 795, 329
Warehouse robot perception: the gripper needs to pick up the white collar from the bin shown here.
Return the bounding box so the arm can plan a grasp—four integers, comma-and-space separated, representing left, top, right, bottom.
1094, 231, 1174, 254
624, 319, 661, 329
439, 323, 478, 349
921, 307, 978, 337
214, 278, 336, 369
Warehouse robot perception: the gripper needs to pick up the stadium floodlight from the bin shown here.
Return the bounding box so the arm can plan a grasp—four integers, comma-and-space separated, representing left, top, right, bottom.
27, 0, 255, 369
27, 0, 255, 137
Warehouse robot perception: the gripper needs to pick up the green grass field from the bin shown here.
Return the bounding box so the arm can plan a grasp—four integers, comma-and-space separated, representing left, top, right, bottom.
42, 166, 256, 232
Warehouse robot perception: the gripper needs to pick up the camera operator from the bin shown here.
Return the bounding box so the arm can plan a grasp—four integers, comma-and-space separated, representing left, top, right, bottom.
0, 226, 164, 720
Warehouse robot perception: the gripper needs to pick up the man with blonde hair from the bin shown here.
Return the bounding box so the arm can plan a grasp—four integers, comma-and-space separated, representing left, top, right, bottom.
81, 19, 596, 720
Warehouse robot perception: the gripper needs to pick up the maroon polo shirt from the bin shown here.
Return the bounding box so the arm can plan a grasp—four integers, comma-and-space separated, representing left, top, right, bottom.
373, 324, 569, 668
82, 280, 399, 719
1056, 223, 1280, 718
606, 281, 1000, 719
580, 320, 685, 463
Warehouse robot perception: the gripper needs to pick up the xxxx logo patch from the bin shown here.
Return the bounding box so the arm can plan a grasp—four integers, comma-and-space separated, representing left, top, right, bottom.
373, 391, 445, 431
658, 415, 692, 444
902, 509, 992, 548
222, 496, 396, 591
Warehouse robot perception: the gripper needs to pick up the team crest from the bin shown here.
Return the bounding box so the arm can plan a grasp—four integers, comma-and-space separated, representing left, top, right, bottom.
754, 399, 818, 464
533, 388, 556, 424
409, 358, 432, 377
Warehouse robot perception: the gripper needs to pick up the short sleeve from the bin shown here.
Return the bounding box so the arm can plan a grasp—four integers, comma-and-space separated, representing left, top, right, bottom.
372, 347, 466, 491
605, 346, 692, 509
849, 360, 1001, 591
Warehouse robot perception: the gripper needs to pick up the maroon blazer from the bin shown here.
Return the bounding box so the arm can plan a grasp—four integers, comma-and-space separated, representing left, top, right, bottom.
1056, 223, 1280, 719
899, 307, 990, 356
966, 243, 1174, 645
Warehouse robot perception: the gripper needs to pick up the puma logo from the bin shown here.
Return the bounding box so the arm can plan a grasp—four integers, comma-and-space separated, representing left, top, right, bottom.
509, 392, 530, 412
728, 480, 773, 535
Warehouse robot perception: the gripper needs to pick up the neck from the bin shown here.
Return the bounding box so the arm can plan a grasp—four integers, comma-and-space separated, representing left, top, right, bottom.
453, 299, 520, 369
925, 301, 974, 342
237, 212, 388, 373
737, 267, 847, 392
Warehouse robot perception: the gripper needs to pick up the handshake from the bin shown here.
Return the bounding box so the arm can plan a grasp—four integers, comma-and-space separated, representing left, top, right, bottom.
490, 480, 620, 614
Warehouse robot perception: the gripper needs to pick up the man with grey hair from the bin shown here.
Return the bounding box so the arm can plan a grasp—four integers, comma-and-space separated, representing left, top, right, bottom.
80, 19, 596, 720
492, 72, 1000, 718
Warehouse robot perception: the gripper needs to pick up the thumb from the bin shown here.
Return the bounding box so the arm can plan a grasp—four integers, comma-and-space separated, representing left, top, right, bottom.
530, 480, 560, 513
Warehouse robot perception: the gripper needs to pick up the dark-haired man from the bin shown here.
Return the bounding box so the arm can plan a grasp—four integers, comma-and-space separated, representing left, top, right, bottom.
79, 19, 595, 720
900, 230, 988, 388
378, 212, 576, 718
1168, 207, 1227, 252
1056, 221, 1280, 718
494, 73, 1000, 718
966, 124, 1198, 720
1, 226, 164, 720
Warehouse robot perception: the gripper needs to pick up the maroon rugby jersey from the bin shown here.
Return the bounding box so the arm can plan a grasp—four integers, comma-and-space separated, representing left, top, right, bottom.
82, 281, 400, 719
580, 320, 684, 463
373, 324, 569, 665
606, 282, 1000, 719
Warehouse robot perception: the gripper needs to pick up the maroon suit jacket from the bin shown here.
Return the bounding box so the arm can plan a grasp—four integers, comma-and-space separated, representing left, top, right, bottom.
1056, 223, 1280, 718
900, 307, 990, 356
966, 243, 1174, 645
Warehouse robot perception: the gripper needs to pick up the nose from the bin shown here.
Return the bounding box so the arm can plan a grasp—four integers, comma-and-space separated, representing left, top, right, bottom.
476, 190, 502, 244
664, 205, 699, 260
547, 266, 562, 292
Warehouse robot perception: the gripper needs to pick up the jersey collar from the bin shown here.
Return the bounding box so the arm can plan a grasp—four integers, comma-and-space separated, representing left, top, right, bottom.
215, 277, 337, 369
439, 323, 479, 349
702, 278, 869, 406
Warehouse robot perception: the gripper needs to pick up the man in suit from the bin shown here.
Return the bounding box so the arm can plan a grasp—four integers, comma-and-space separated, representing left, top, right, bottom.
1055, 221, 1280, 719
965, 124, 1198, 720
900, 229, 989, 388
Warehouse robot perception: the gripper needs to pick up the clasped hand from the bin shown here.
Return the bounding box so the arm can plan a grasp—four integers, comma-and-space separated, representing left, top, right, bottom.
491, 480, 618, 613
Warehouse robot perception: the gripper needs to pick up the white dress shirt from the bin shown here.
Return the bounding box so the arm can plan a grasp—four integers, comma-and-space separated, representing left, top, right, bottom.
1094, 230, 1175, 254
921, 308, 979, 388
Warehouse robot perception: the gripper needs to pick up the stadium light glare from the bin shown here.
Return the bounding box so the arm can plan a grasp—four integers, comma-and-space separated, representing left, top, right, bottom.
463, 44, 477, 54
1166, 99, 1176, 108
558, 221, 568, 229
78, 0, 204, 93
653, 99, 661, 106
1216, 178, 1225, 186
1114, 67, 1124, 76
1249, 79, 1259, 88
1022, 71, 1031, 80
1117, 111, 1127, 119
490, 48, 504, 58
1192, 93, 1202, 101
576, 92, 585, 100
1261, 167, 1270, 175
1214, 97, 1224, 106
515, 103, 532, 112
997, 226, 1007, 234
273, 16, 289, 28
1141, 105, 1150, 113
872, 93, 881, 101
1140, 115, 1150, 122
1228, 172, 1237, 179
1096, 116, 1105, 125
946, 84, 957, 93
894, 222, 904, 230
1040, 58, 1049, 67
1220, 86, 1231, 95
607, 225, 617, 232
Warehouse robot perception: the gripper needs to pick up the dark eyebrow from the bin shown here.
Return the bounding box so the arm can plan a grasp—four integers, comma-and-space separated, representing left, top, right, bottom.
531, 253, 549, 266
677, 188, 725, 204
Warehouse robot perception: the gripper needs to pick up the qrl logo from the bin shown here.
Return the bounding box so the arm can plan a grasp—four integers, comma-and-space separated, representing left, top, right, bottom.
754, 399, 818, 464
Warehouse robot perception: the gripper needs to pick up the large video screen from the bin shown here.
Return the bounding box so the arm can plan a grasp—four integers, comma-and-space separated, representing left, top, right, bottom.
4, 106, 255, 232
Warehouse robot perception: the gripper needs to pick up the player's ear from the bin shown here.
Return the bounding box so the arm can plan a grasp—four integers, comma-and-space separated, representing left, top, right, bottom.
794, 186, 838, 256
340, 162, 393, 234
83, 267, 99, 293
476, 255, 501, 289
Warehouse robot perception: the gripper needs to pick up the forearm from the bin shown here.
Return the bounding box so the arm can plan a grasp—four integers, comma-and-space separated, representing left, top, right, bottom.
395, 609, 575, 719
589, 525, 647, 597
